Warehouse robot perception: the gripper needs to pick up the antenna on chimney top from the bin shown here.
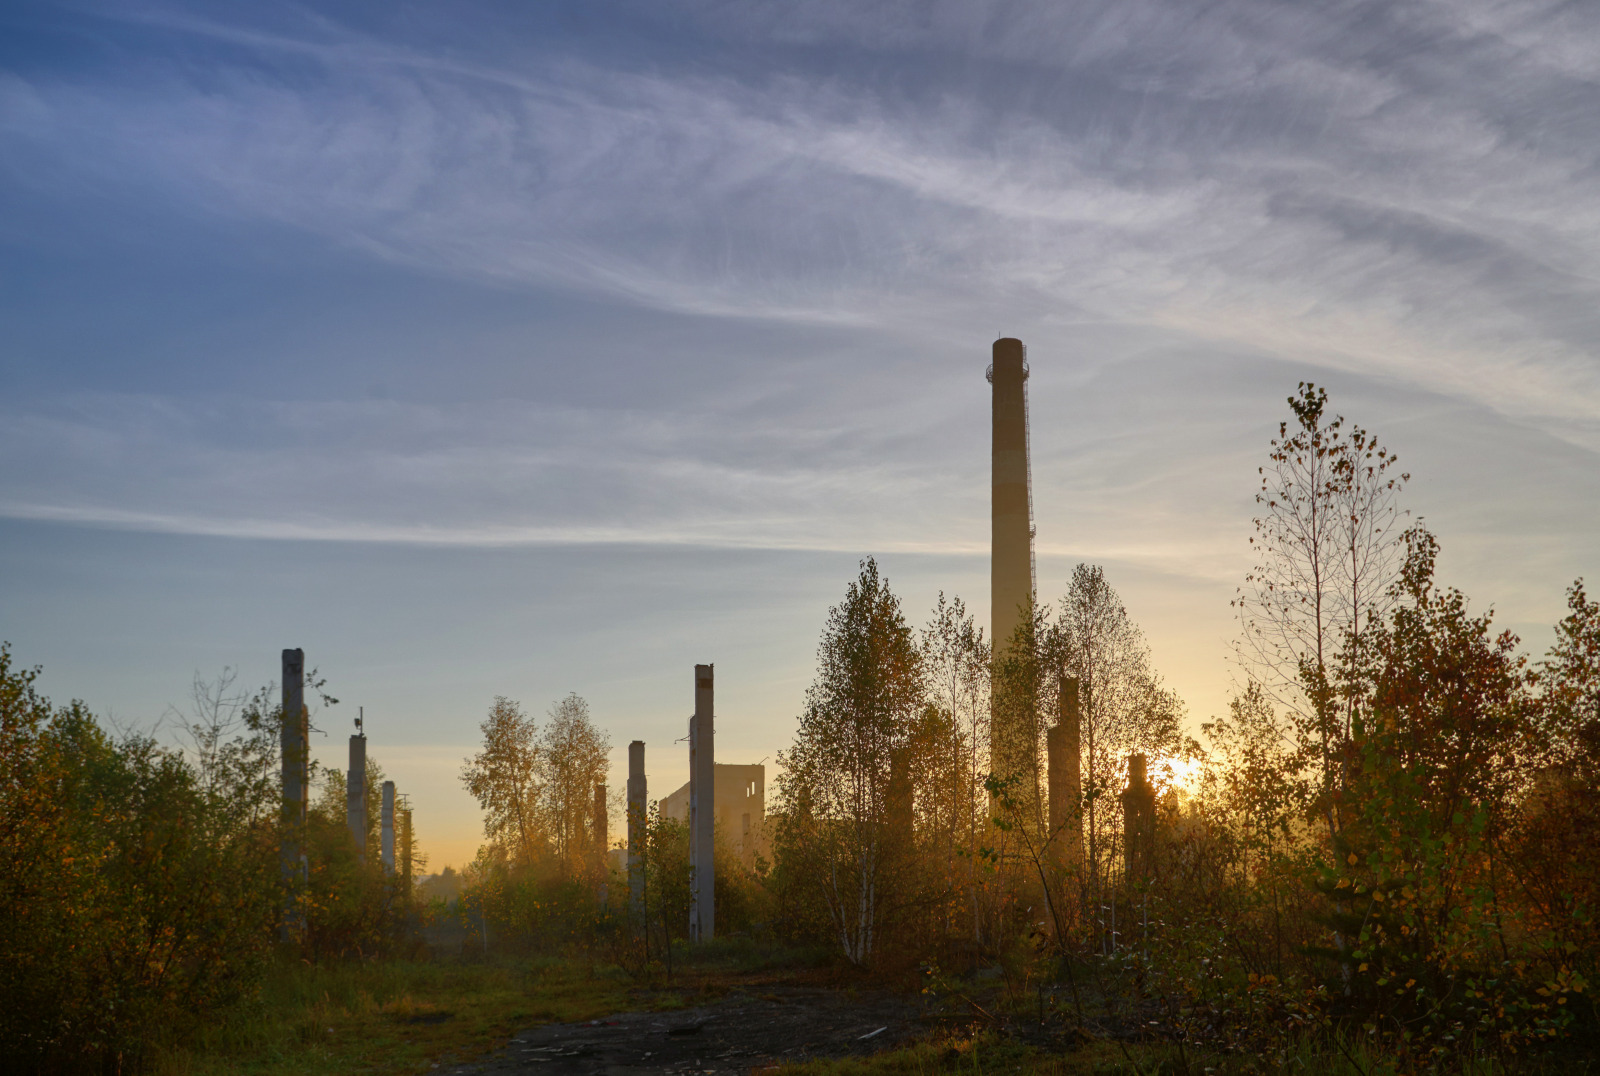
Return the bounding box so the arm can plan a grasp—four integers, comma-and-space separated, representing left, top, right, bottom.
356, 706, 364, 736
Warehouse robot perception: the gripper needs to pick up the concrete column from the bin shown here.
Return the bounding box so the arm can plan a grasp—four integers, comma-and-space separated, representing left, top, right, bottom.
347, 733, 367, 855
593, 782, 609, 904
627, 740, 646, 921
1047, 676, 1083, 871
689, 664, 715, 942
381, 780, 396, 874
399, 805, 412, 896
280, 648, 307, 934
1120, 754, 1156, 884
887, 747, 913, 836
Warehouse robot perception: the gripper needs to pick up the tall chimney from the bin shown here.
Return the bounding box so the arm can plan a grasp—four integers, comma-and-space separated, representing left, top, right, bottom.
689, 664, 715, 942
280, 648, 307, 937
627, 741, 646, 922
990, 338, 1034, 781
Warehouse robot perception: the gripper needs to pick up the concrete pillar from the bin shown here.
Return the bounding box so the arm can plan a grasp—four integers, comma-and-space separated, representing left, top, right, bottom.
1048, 676, 1083, 871
399, 805, 412, 896
381, 780, 396, 874
280, 648, 307, 934
990, 338, 1034, 782
347, 732, 367, 855
627, 740, 646, 921
1120, 753, 1156, 884
593, 782, 609, 904
689, 664, 715, 942
887, 747, 913, 837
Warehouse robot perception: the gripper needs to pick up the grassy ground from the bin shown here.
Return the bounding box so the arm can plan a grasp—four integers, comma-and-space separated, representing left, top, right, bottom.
156, 956, 656, 1076
152, 943, 1595, 1076
156, 938, 825, 1076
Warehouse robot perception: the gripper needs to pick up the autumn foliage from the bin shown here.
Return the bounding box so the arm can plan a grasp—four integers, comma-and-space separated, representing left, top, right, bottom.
1, 385, 1595, 1074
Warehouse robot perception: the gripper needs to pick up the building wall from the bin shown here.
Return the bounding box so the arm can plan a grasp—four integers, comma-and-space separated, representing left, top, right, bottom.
659, 762, 767, 865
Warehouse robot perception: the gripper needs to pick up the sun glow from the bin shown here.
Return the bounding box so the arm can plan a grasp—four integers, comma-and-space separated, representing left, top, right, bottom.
1146, 752, 1206, 798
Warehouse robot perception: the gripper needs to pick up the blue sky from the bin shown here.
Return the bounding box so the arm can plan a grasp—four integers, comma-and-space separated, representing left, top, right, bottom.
3, 0, 1596, 868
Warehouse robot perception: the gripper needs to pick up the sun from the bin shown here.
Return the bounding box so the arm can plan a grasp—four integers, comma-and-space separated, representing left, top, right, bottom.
1145, 752, 1205, 798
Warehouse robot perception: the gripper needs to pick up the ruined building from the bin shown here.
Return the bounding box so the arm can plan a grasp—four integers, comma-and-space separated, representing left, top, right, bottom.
661, 762, 768, 867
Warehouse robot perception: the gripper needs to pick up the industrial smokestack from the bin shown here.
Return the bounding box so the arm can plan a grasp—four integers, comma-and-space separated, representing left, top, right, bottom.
990, 337, 1032, 659
689, 664, 715, 942
280, 648, 307, 937
990, 338, 1034, 780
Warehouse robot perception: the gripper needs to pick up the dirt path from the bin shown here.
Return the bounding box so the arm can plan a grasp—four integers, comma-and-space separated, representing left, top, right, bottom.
448, 983, 938, 1075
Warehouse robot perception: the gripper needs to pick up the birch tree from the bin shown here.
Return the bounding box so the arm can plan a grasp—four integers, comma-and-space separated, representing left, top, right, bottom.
919, 592, 991, 938
1051, 564, 1185, 915
1234, 383, 1407, 834
776, 558, 923, 964
540, 693, 611, 874
460, 697, 545, 863
920, 594, 990, 861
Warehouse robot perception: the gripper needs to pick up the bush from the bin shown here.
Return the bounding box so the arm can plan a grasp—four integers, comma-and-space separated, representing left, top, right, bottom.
0, 645, 279, 1073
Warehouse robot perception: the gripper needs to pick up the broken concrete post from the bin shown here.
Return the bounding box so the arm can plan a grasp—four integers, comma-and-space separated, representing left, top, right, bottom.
381, 780, 396, 874
1120, 753, 1156, 884
689, 663, 715, 942
593, 781, 609, 904
627, 740, 646, 922
347, 730, 367, 855
887, 747, 913, 837
399, 804, 412, 896
280, 648, 307, 936
1048, 676, 1083, 872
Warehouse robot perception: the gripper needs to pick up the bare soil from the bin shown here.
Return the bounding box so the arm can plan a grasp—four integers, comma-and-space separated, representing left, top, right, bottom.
446, 982, 940, 1075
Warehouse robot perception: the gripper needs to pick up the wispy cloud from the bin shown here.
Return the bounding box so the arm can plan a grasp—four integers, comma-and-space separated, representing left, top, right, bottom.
2, 0, 1596, 558
5, 3, 1597, 409
0, 385, 1255, 583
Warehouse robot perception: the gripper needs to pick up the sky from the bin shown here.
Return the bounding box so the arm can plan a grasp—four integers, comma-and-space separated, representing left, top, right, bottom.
2, 0, 1597, 871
